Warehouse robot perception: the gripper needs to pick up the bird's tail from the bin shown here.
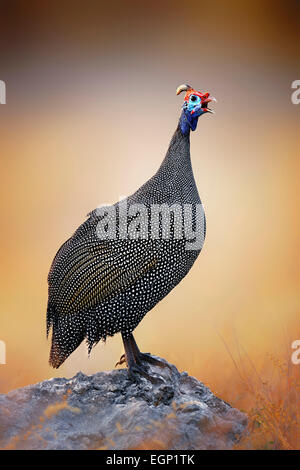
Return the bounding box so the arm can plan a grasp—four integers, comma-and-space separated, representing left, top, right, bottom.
47, 304, 85, 369
49, 336, 70, 369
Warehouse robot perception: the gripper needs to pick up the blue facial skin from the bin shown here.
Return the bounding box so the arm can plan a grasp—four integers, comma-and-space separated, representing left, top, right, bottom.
179, 95, 206, 136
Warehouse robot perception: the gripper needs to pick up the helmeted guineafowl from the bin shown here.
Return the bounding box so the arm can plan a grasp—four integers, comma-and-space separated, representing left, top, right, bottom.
47, 84, 216, 381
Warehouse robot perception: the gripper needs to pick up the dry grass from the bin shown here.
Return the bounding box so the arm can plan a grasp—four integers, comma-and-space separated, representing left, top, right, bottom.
217, 335, 300, 450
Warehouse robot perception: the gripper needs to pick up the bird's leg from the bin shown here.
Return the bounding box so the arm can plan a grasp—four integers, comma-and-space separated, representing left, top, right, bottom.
115, 333, 139, 367
129, 333, 173, 371
128, 334, 145, 362
121, 333, 164, 384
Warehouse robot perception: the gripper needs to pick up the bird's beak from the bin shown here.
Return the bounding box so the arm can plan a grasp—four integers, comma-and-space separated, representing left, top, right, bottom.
201, 95, 217, 114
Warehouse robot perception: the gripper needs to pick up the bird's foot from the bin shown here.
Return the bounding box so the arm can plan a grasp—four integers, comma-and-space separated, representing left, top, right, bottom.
115, 353, 126, 368
137, 352, 173, 370
128, 363, 165, 385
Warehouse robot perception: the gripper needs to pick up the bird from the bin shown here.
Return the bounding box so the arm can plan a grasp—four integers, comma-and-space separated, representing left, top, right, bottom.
47, 84, 216, 382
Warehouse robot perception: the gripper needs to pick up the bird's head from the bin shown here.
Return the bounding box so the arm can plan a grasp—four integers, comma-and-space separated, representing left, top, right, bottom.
176, 84, 216, 135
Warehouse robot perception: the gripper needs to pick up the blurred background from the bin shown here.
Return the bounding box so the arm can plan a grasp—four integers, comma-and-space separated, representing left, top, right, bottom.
0, 0, 299, 448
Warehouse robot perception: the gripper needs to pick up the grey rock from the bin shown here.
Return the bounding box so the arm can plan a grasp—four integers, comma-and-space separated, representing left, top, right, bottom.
0, 356, 247, 450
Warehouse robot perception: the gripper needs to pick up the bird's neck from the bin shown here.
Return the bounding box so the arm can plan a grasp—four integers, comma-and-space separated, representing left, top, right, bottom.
158, 118, 191, 176
179, 109, 197, 136
129, 115, 197, 204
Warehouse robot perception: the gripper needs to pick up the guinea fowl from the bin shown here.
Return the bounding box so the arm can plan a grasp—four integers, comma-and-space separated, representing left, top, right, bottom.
47, 84, 216, 382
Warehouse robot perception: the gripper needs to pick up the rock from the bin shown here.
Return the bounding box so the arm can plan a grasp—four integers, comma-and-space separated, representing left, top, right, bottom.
0, 356, 247, 450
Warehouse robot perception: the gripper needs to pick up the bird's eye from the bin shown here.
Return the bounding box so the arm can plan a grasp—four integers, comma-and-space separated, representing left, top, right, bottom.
190, 95, 197, 102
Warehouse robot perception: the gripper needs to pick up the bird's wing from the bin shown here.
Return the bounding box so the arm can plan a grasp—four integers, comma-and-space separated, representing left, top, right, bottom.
47, 222, 158, 319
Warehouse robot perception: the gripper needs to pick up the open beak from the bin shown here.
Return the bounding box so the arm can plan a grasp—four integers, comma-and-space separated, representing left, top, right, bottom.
201, 95, 217, 114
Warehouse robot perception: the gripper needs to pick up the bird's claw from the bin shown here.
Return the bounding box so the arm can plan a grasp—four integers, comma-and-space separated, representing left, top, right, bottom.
128, 363, 165, 385
115, 353, 126, 368
138, 353, 173, 370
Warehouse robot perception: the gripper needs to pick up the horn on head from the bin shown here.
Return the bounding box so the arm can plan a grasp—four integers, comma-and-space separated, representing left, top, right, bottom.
176, 84, 192, 96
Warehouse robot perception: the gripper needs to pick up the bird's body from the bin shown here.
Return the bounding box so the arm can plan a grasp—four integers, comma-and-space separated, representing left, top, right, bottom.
47, 84, 215, 377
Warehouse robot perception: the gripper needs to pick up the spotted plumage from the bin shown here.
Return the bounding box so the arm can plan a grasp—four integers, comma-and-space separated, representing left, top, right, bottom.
47, 84, 215, 376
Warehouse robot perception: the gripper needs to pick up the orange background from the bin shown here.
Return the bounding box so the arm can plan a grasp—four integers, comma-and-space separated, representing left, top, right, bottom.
0, 0, 299, 421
